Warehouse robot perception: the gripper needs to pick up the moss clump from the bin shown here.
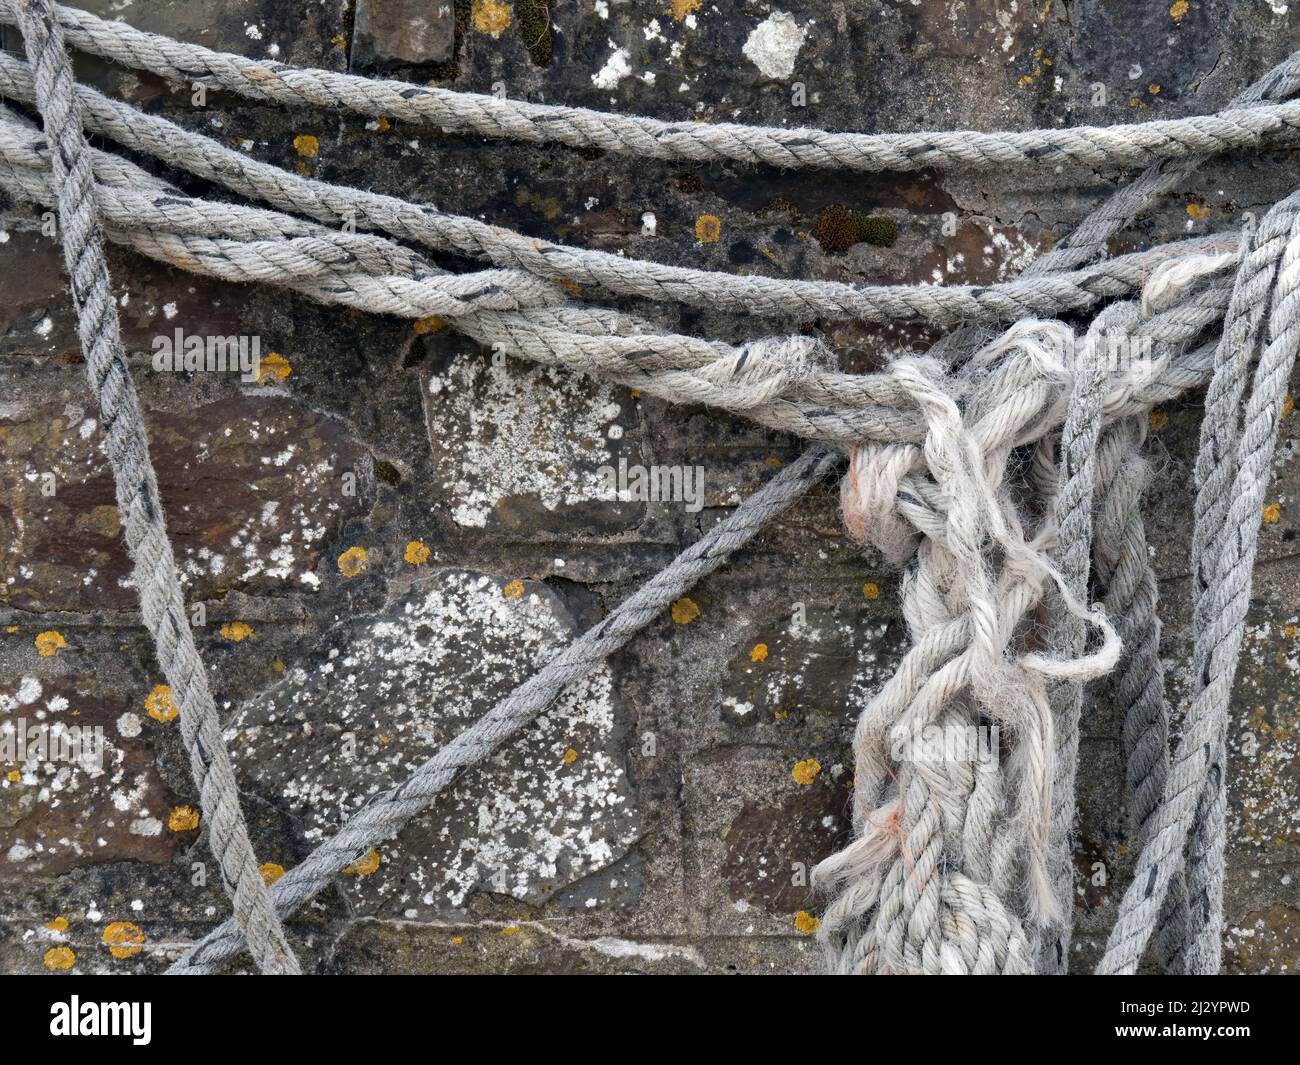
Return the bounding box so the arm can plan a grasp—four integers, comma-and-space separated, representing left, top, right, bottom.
855, 214, 898, 247
513, 0, 552, 66
373, 459, 402, 487
811, 204, 860, 254
812, 205, 898, 253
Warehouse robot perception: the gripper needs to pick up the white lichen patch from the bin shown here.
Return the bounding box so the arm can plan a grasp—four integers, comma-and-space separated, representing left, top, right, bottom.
421, 354, 634, 529
0, 676, 172, 873
1226, 620, 1300, 851
742, 12, 808, 81
592, 44, 632, 90
227, 570, 639, 914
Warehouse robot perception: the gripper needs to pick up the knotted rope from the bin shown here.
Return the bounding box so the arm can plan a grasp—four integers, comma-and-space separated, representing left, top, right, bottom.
5, 2, 1298, 975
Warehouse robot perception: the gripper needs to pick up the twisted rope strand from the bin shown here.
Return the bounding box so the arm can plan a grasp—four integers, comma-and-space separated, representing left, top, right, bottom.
10, 0, 300, 976
3, 1, 1300, 175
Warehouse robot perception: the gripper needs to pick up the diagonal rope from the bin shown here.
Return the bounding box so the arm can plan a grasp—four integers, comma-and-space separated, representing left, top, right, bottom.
166, 445, 840, 973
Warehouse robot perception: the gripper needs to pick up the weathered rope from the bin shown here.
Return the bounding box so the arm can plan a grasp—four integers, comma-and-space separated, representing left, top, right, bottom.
819, 320, 1128, 973
4, 1, 1300, 175
1097, 192, 1300, 974
5, 2, 1297, 978
1036, 303, 1131, 973
0, 115, 1241, 452
0, 57, 1244, 328
9, 0, 300, 975
166, 445, 839, 974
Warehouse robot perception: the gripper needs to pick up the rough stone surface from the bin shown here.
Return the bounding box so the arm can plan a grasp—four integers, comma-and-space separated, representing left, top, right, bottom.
1, 0, 1300, 975
351, 0, 456, 73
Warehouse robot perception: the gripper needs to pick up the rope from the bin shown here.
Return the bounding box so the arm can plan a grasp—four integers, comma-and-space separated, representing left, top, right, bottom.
0, 55, 1244, 328
0, 116, 1242, 450
3, 0, 1300, 175
9, 0, 300, 975
4, 2, 1297, 976
1097, 196, 1300, 975
166, 445, 839, 973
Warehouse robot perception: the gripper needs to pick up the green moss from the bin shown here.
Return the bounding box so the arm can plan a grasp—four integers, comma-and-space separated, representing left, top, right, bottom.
373, 459, 402, 487
812, 206, 898, 253
513, 0, 553, 66
852, 213, 898, 247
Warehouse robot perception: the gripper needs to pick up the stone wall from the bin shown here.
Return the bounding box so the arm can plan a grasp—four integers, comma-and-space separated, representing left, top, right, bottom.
1, 0, 1298, 974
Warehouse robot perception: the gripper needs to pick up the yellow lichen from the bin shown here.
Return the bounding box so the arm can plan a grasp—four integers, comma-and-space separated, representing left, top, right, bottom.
346, 848, 381, 876
668, 0, 701, 19
793, 910, 820, 934
6, 770, 20, 783
502, 579, 526, 599
35, 630, 66, 657
1263, 502, 1281, 525
694, 214, 722, 244
562, 747, 579, 765
1186, 203, 1211, 221
450, 934, 465, 945
1149, 410, 1169, 431
45, 916, 68, 933
337, 546, 369, 578
43, 946, 76, 971
145, 684, 179, 722
404, 540, 431, 565
471, 0, 512, 37
258, 352, 292, 382
1284, 394, 1294, 418
750, 643, 768, 662
292, 134, 319, 158
791, 758, 822, 785
773, 709, 789, 720
330, 33, 347, 49
220, 621, 255, 642
671, 596, 700, 624
259, 862, 286, 886
1148, 83, 1162, 95
863, 582, 880, 600
500, 925, 520, 936
1169, 0, 1189, 22
102, 921, 145, 959
167, 806, 200, 832
372, 117, 392, 132
413, 315, 446, 334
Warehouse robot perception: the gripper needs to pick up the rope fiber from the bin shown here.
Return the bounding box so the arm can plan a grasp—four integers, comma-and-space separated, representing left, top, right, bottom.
5, 1, 1297, 976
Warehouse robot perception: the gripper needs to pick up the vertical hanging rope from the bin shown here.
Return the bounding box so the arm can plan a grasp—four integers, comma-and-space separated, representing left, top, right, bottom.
3, 2, 1297, 976
12, 0, 301, 975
